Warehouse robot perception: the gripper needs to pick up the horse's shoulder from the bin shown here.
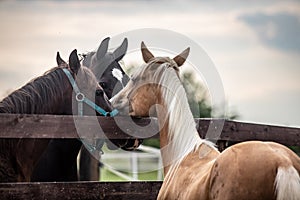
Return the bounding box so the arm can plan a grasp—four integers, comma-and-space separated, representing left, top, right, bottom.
159, 147, 217, 199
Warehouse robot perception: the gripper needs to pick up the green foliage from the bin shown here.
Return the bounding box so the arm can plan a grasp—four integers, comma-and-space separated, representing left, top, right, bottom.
289, 146, 300, 156
181, 71, 212, 118
142, 70, 217, 148
142, 139, 160, 148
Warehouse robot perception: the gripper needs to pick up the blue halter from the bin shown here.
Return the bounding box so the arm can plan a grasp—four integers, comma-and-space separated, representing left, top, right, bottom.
63, 68, 119, 153
62, 68, 118, 117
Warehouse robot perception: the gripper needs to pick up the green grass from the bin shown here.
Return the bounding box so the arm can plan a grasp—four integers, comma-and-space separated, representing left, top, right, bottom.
100, 167, 161, 181
100, 167, 126, 181
138, 171, 160, 180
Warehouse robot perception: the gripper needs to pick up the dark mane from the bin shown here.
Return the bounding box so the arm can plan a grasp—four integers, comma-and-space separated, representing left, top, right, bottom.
0, 67, 67, 114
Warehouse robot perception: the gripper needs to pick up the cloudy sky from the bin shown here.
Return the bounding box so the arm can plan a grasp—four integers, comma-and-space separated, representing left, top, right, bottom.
0, 0, 299, 127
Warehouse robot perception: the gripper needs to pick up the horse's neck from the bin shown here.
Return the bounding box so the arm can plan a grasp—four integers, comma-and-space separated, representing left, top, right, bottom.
0, 73, 69, 114
157, 105, 219, 177
156, 84, 203, 175
155, 69, 218, 176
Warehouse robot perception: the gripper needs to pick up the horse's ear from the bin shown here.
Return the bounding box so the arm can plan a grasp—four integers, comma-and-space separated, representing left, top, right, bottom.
113, 38, 128, 61
56, 52, 66, 66
96, 37, 110, 60
69, 49, 81, 74
141, 41, 154, 63
173, 47, 190, 67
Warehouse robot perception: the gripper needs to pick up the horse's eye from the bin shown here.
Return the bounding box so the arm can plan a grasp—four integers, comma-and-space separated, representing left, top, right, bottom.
100, 82, 107, 89
95, 89, 104, 96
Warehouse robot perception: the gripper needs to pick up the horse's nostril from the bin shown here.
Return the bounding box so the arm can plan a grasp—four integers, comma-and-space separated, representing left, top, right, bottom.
95, 89, 104, 96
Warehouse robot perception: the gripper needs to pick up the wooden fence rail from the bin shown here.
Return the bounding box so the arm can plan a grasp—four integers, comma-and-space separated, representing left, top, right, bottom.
0, 113, 300, 199
0, 181, 162, 200
1, 113, 300, 145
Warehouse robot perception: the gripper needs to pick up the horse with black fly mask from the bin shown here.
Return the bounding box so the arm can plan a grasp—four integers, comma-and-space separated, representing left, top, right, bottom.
79, 37, 143, 180
31, 38, 142, 182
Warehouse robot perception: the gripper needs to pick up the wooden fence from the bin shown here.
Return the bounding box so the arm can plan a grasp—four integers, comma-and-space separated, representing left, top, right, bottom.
0, 113, 300, 199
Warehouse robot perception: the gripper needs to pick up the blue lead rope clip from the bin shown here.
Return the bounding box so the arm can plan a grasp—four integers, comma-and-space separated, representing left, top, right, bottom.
109, 109, 119, 117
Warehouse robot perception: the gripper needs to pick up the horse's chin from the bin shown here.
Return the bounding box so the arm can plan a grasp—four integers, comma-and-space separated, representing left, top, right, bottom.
129, 113, 149, 118
129, 109, 155, 118
121, 139, 143, 151
129, 107, 150, 118
105, 139, 143, 151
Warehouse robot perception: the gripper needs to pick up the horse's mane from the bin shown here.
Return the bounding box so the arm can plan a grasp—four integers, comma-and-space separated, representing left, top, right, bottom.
136, 57, 215, 173
0, 67, 67, 114
0, 64, 98, 115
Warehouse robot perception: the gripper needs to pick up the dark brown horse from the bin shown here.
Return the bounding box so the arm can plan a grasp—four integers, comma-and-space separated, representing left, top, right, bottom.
31, 38, 142, 182
0, 49, 113, 182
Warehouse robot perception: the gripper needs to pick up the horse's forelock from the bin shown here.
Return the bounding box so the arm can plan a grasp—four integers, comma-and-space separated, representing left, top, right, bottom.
131, 57, 176, 82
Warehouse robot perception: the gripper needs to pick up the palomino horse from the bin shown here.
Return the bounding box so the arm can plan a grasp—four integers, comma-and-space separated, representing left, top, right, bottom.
0, 49, 113, 182
111, 42, 300, 200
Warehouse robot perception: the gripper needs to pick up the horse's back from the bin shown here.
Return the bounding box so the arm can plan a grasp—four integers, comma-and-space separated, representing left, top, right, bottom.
266, 142, 300, 170
209, 141, 300, 200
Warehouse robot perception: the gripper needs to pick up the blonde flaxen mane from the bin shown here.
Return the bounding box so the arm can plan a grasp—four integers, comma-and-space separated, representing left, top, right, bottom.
134, 57, 215, 179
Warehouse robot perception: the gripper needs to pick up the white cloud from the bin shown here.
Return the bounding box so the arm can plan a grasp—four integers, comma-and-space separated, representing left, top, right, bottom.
0, 0, 299, 126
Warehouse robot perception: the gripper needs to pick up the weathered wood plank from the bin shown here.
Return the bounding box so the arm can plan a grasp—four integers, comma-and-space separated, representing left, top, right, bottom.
0, 114, 300, 146
0, 181, 162, 200
198, 119, 300, 146
0, 114, 159, 139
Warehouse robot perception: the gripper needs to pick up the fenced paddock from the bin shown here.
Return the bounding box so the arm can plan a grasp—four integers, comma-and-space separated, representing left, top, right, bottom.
0, 113, 300, 199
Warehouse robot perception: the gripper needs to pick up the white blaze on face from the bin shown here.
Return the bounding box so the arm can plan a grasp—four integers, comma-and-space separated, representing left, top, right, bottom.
112, 68, 124, 88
